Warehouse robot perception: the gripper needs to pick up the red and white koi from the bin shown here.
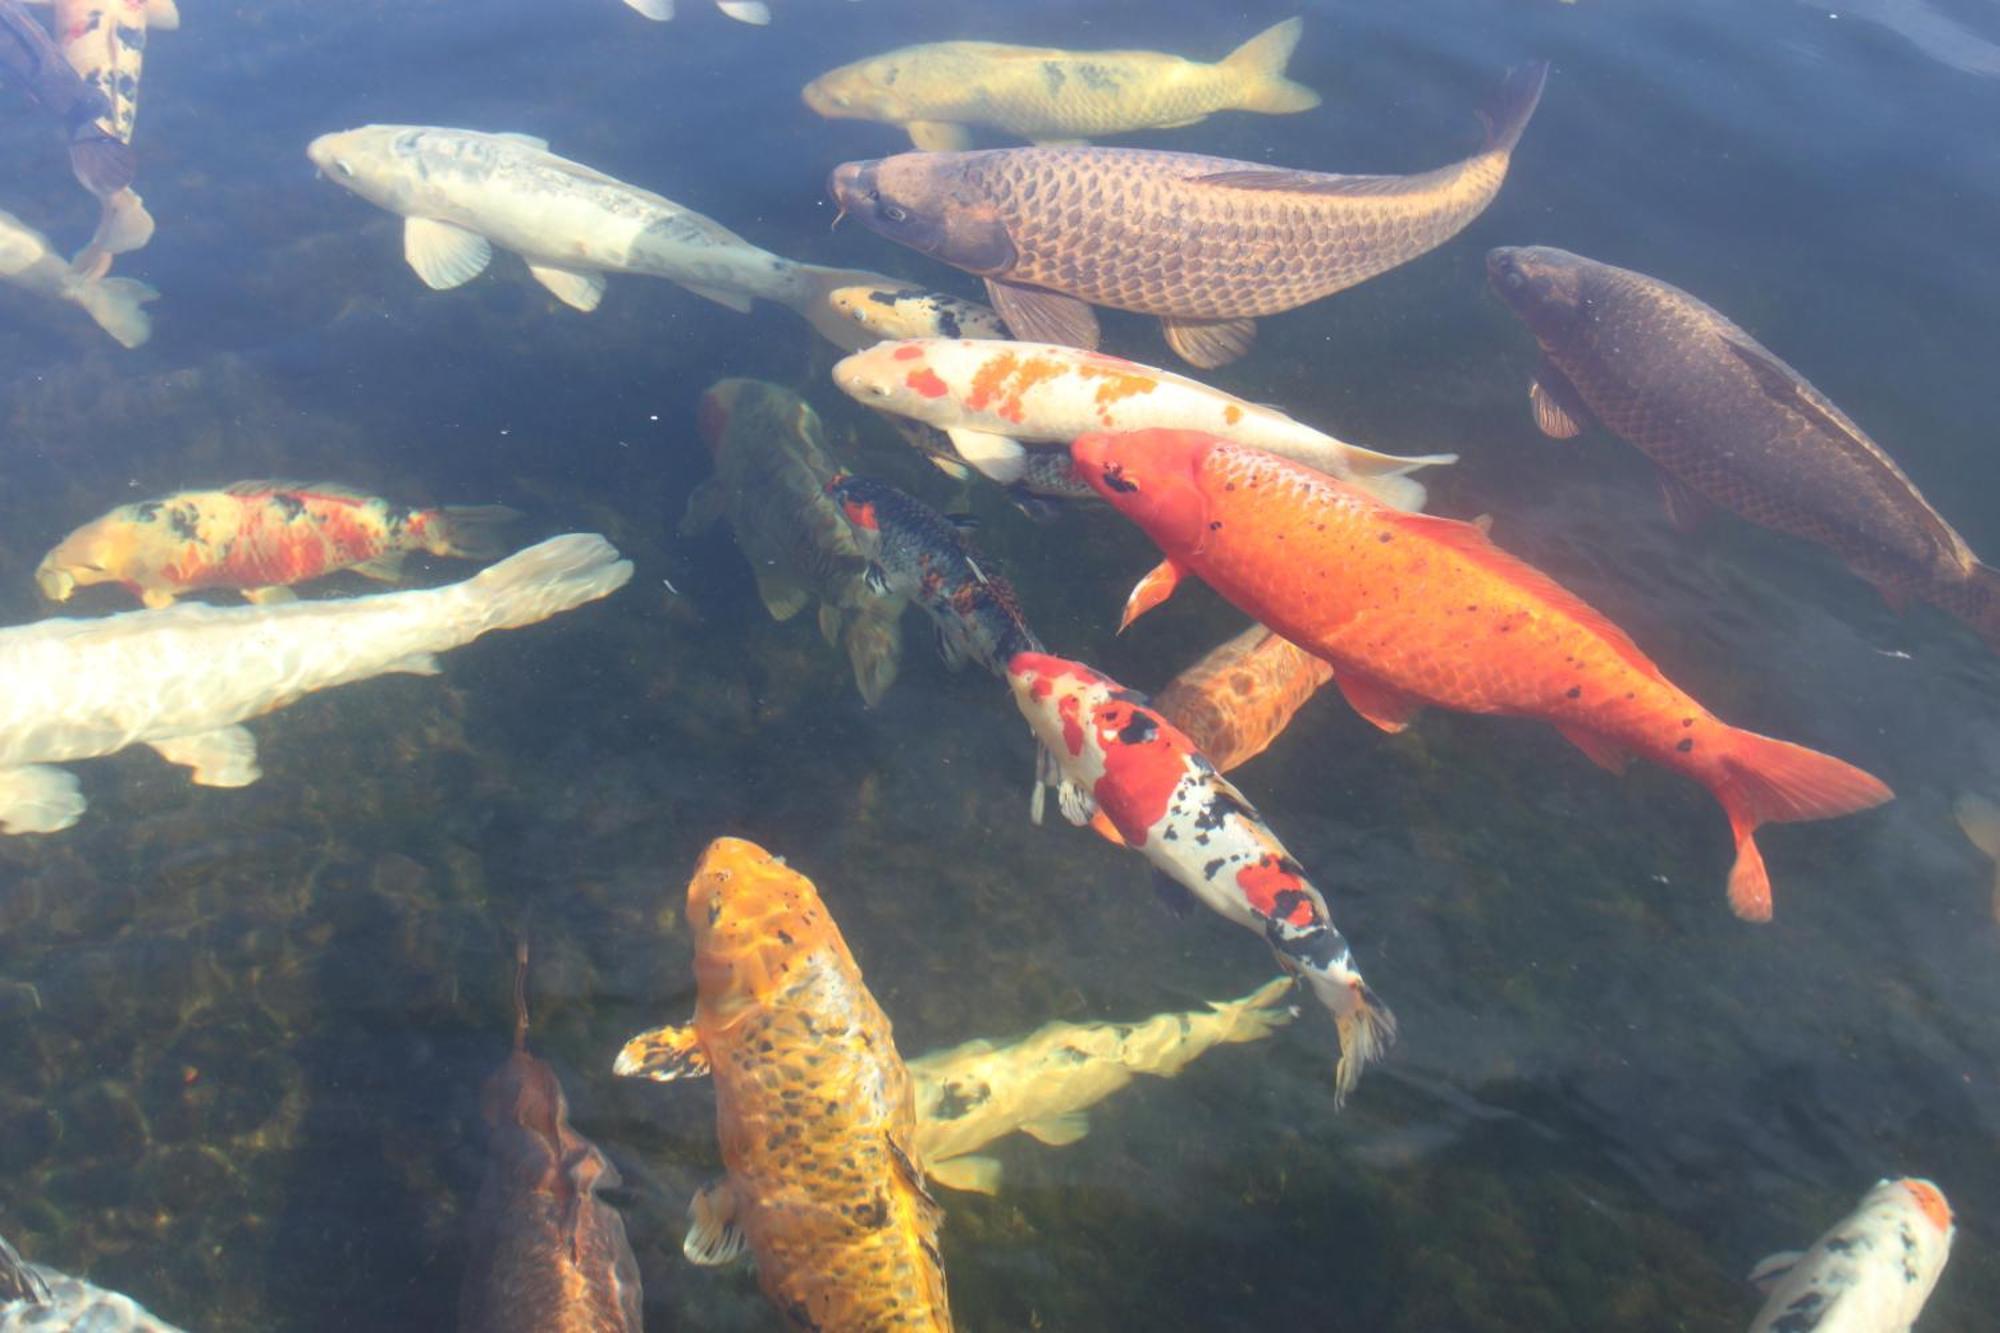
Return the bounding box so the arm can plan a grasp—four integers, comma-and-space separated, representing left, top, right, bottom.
831, 337, 1453, 511
1747, 1178, 1953, 1333
1006, 650, 1394, 1102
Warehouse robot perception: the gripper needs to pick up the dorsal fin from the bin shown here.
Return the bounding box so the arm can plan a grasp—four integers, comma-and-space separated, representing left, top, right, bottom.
1385, 509, 1668, 683
223, 480, 375, 503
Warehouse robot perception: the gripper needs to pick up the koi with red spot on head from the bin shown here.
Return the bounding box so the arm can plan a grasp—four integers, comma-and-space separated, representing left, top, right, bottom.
1004, 649, 1395, 1105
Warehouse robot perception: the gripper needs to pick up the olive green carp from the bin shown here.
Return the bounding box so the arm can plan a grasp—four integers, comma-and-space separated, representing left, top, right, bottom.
1488, 245, 2000, 649
829, 61, 1547, 368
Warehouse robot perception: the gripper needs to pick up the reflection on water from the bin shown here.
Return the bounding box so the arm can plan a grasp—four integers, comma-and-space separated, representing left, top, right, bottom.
0, 0, 1996, 1329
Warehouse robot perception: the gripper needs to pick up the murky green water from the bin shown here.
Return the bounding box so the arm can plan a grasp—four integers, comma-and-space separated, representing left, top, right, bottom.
0, 0, 1996, 1328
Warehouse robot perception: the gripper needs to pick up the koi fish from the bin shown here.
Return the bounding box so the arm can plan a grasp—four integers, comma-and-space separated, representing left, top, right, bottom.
1154, 624, 1335, 773
0, 0, 133, 198
0, 533, 631, 835
0, 206, 153, 347
1488, 246, 2000, 649
831, 337, 1453, 512
828, 284, 1009, 343
1073, 428, 1894, 920
803, 20, 1318, 151
828, 62, 1546, 368
0, 1231, 187, 1332
682, 379, 907, 706
1952, 792, 2000, 922
36, 482, 520, 608
1008, 651, 1394, 1102
910, 976, 1297, 1194
826, 472, 1042, 674
308, 125, 894, 350
459, 942, 643, 1333
1747, 1178, 1953, 1333
25, 0, 176, 274
613, 837, 954, 1331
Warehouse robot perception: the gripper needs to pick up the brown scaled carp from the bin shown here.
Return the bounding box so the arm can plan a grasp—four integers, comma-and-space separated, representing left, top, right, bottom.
829, 61, 1547, 368
615, 836, 954, 1332
459, 941, 643, 1333
1488, 245, 2000, 651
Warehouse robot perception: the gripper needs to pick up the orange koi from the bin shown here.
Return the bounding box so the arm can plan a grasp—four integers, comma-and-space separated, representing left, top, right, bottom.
1074, 428, 1894, 920
36, 482, 518, 608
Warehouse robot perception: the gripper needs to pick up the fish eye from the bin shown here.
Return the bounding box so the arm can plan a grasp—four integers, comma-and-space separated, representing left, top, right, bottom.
867, 383, 890, 398
880, 204, 908, 224
1501, 266, 1525, 291
335, 159, 356, 178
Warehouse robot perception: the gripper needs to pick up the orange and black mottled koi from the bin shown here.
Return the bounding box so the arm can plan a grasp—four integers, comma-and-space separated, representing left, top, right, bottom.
827, 473, 1043, 674
1006, 650, 1394, 1103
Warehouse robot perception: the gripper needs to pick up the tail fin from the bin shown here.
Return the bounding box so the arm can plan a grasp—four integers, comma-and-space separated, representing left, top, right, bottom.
841, 607, 903, 707
1917, 560, 2000, 650
1223, 18, 1321, 115
1478, 59, 1551, 154
791, 263, 912, 352
1714, 729, 1893, 921
1324, 976, 1396, 1108
461, 534, 633, 633
0, 1232, 50, 1306
76, 189, 154, 275
510, 937, 531, 1052
69, 274, 157, 349
421, 505, 523, 560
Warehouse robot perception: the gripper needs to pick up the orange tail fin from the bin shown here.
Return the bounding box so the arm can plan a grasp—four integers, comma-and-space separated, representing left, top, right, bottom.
1713, 730, 1893, 921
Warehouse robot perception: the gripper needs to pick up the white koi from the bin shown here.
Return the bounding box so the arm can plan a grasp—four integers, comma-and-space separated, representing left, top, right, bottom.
0, 534, 630, 834
0, 206, 153, 346
308, 125, 893, 350
831, 337, 1453, 511
1747, 1178, 1953, 1333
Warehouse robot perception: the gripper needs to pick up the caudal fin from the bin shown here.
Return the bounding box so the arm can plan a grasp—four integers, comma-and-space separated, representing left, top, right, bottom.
841, 607, 903, 707
422, 505, 523, 560
1714, 729, 1893, 921
1211, 976, 1302, 1044
791, 264, 913, 352
461, 534, 634, 633
70, 275, 158, 349
1223, 18, 1321, 115
1299, 968, 1396, 1107
1479, 59, 1551, 154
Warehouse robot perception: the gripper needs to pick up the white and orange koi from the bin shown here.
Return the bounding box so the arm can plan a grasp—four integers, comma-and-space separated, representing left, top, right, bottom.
1747, 1178, 1953, 1333
831, 337, 1453, 511
36, 482, 519, 608
1007, 650, 1394, 1103
26, 0, 176, 273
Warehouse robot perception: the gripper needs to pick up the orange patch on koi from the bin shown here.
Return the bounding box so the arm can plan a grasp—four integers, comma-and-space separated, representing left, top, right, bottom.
905, 368, 949, 399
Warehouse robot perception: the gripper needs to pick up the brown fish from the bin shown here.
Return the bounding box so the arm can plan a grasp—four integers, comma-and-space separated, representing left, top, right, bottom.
1488, 245, 2000, 648
1155, 624, 1335, 773
458, 941, 644, 1333
828, 61, 1547, 368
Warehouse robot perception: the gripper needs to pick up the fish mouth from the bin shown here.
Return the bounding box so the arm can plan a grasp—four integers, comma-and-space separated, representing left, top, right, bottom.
34, 565, 76, 602
826, 161, 870, 227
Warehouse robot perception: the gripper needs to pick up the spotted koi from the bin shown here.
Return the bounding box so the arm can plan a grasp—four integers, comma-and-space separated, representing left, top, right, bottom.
1006, 650, 1394, 1103
1747, 1178, 1953, 1333
36, 481, 518, 608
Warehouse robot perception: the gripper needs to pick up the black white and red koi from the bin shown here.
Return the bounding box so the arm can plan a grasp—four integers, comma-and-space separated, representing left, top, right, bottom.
827, 473, 1044, 675
1006, 650, 1394, 1103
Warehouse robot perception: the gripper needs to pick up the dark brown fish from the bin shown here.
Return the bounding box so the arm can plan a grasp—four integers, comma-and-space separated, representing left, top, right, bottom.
828, 62, 1547, 368
458, 942, 644, 1333
1487, 245, 2000, 648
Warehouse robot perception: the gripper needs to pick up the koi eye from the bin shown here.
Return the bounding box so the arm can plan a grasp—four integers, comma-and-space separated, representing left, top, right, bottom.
881, 204, 908, 224
334, 159, 356, 178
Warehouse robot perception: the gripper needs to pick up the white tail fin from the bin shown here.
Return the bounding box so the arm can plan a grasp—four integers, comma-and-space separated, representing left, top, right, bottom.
70, 275, 158, 349
75, 190, 155, 278
461, 535, 633, 633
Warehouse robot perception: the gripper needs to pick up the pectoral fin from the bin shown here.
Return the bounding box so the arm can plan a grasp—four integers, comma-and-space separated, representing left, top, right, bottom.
1119, 557, 1186, 631
906, 120, 972, 151
1657, 472, 1714, 533
984, 278, 1100, 350
945, 428, 1027, 483
753, 567, 812, 621
926, 1155, 1004, 1195
1057, 777, 1097, 826
1332, 670, 1424, 734
678, 478, 725, 538
149, 726, 261, 788
1160, 315, 1257, 369
1746, 1250, 1804, 1296
1555, 723, 1632, 775
352, 552, 406, 581
0, 765, 86, 835
614, 1021, 712, 1081
526, 262, 607, 312
683, 1181, 748, 1266
1020, 1111, 1091, 1146
241, 586, 297, 605
403, 217, 492, 290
